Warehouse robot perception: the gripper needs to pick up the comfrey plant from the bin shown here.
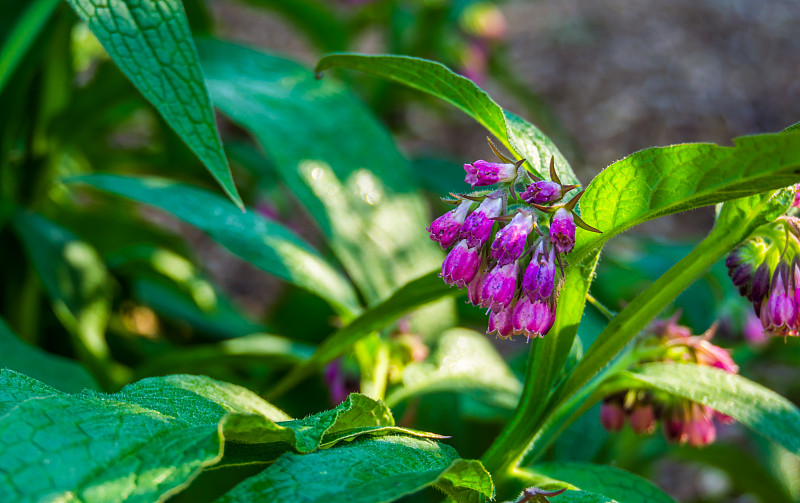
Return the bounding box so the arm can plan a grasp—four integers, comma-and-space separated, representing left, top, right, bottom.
429, 141, 599, 340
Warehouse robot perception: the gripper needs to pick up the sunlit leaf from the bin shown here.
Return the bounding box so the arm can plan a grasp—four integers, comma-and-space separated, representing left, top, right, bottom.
64, 0, 242, 207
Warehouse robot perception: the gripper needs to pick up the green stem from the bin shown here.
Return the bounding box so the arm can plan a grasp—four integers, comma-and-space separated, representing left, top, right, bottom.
586, 293, 615, 321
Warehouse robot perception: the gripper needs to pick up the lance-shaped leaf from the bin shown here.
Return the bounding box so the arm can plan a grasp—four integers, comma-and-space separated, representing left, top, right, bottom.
573, 132, 800, 264
0, 316, 98, 393
216, 435, 493, 503
0, 370, 444, 502
625, 363, 800, 459
70, 174, 360, 316
0, 0, 61, 94
529, 463, 677, 503
64, 0, 242, 207
315, 53, 578, 185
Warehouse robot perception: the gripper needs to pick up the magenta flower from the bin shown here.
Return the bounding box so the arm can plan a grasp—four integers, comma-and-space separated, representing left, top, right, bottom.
794, 184, 800, 208
460, 195, 504, 248
521, 180, 561, 204
491, 212, 534, 266
440, 240, 480, 288
549, 208, 576, 254
487, 304, 514, 339
464, 160, 517, 187
480, 261, 519, 312
467, 266, 487, 307
512, 296, 555, 340
600, 402, 626, 432
694, 340, 739, 374
685, 405, 716, 447
761, 261, 797, 337
522, 240, 556, 301
427, 200, 474, 249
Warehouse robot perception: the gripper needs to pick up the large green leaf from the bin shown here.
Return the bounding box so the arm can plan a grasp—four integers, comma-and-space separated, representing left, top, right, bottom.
0, 316, 98, 393
626, 363, 800, 458
315, 53, 578, 184
217, 435, 493, 503
64, 0, 242, 207
71, 174, 360, 316
0, 0, 60, 94
385, 328, 521, 409
0, 370, 442, 502
530, 463, 676, 503
12, 211, 127, 388
268, 272, 461, 399
198, 39, 447, 313
573, 133, 800, 264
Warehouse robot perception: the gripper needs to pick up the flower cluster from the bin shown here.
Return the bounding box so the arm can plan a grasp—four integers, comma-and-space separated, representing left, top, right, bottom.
427, 140, 599, 341
600, 318, 738, 447
725, 216, 800, 339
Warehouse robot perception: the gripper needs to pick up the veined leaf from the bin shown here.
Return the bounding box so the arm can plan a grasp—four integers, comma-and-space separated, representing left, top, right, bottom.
626, 363, 800, 459
216, 435, 493, 503
573, 133, 800, 264
530, 463, 676, 503
70, 174, 360, 316
0, 316, 98, 393
385, 328, 521, 409
268, 271, 461, 399
64, 0, 242, 207
199, 39, 447, 313
0, 370, 442, 502
314, 53, 578, 184
12, 211, 127, 388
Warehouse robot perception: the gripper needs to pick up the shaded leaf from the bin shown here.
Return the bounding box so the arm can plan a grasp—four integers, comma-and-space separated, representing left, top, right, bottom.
71, 174, 360, 316
64, 0, 242, 206
0, 0, 60, 94
531, 463, 676, 503
217, 435, 493, 503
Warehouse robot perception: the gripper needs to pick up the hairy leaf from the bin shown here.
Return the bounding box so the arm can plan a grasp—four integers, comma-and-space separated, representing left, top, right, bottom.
269, 272, 461, 399
574, 133, 800, 264
627, 363, 800, 458
531, 463, 676, 503
217, 435, 493, 503
0, 316, 98, 393
315, 53, 577, 184
71, 174, 360, 316
385, 328, 521, 409
64, 0, 242, 207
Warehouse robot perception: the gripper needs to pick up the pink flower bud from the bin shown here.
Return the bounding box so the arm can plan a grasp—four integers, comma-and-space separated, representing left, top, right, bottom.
427, 200, 474, 248
440, 240, 480, 288
600, 402, 626, 432
488, 304, 514, 339
522, 240, 556, 301
685, 405, 716, 447
480, 261, 519, 312
491, 212, 534, 266
460, 196, 503, 248
630, 404, 656, 434
521, 180, 561, 204
464, 160, 517, 187
549, 208, 576, 254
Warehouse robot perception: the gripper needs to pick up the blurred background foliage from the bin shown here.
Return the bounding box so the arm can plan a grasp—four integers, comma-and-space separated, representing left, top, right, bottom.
1, 0, 800, 501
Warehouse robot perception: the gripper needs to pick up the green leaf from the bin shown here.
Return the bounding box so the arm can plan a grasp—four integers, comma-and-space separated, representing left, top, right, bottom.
385, 328, 521, 409
0, 370, 443, 502
314, 53, 578, 184
0, 316, 98, 393
549, 491, 619, 503
530, 463, 676, 503
560, 188, 794, 405
626, 363, 800, 459
216, 435, 493, 503
70, 174, 360, 316
64, 0, 242, 207
12, 211, 128, 388
573, 133, 800, 264
199, 40, 447, 311
0, 0, 60, 94
268, 271, 461, 399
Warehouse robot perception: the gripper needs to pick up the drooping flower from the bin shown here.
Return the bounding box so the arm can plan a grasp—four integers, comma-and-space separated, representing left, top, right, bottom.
488, 304, 514, 339
460, 195, 504, 248
521, 180, 562, 204
761, 260, 797, 337
427, 200, 474, 248
511, 296, 556, 340
440, 240, 480, 288
480, 261, 519, 312
549, 208, 576, 254
464, 160, 517, 187
599, 401, 626, 432
629, 403, 656, 435
522, 239, 556, 301
491, 212, 534, 266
